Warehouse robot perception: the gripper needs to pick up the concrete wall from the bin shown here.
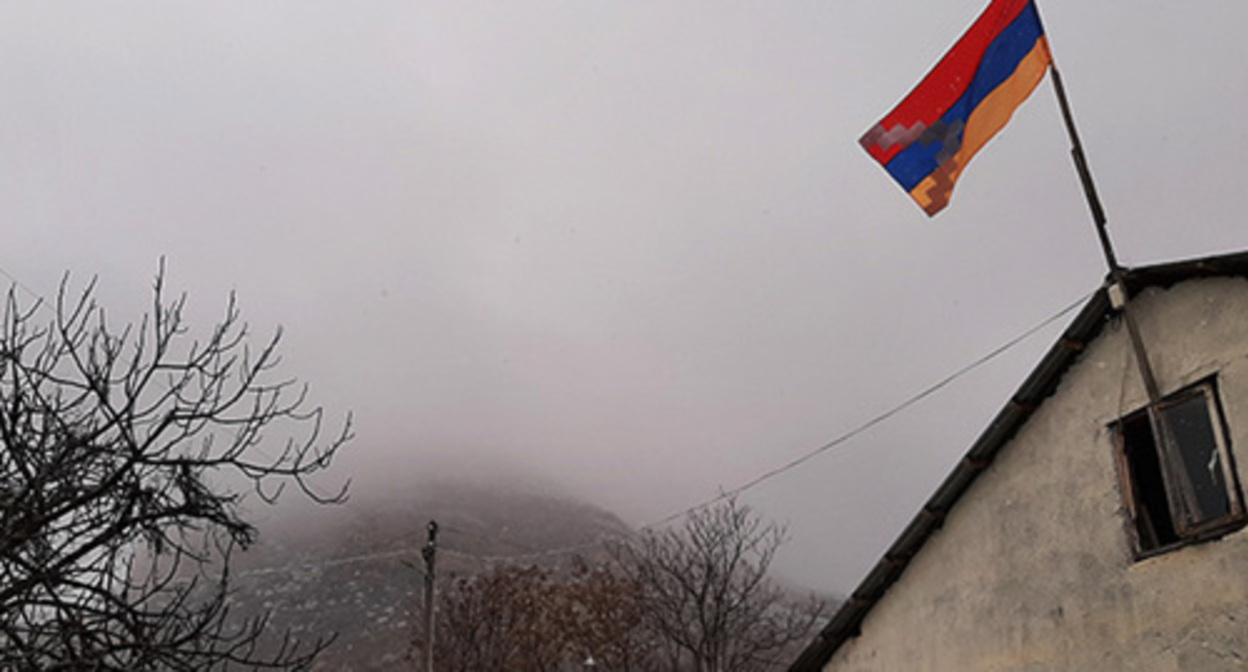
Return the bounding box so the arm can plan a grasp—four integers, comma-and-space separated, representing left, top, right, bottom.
826, 276, 1248, 672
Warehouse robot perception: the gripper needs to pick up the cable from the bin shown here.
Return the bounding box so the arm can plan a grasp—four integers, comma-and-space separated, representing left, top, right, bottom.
645, 290, 1094, 527
0, 263, 48, 307
3, 245, 1089, 574
441, 541, 608, 565
235, 289, 1095, 573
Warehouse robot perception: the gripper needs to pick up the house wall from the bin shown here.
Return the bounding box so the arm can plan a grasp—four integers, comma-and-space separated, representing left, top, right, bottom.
826, 276, 1248, 672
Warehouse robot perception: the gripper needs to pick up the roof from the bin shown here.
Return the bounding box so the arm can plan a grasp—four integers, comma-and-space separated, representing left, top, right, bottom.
790, 249, 1248, 672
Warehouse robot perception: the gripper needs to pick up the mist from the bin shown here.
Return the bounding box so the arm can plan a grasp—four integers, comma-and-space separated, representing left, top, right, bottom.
3, 1, 1248, 597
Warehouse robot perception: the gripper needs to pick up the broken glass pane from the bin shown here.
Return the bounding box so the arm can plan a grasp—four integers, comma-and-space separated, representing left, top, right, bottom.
1163, 393, 1231, 524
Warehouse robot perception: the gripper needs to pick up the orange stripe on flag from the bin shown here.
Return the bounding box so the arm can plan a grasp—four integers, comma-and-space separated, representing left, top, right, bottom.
908, 37, 1052, 215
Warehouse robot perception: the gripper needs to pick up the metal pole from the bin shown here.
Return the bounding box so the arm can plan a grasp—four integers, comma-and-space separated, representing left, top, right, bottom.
422, 520, 438, 672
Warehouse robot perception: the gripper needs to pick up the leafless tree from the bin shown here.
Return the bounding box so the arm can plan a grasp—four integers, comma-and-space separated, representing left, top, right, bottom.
426, 564, 562, 672
0, 271, 351, 670
424, 558, 651, 672
611, 498, 827, 672
558, 556, 653, 671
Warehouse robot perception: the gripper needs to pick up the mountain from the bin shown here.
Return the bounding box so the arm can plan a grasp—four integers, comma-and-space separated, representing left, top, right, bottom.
226, 479, 633, 671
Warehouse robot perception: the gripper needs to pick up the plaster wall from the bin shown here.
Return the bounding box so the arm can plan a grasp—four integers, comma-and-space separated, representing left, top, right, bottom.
826, 276, 1248, 672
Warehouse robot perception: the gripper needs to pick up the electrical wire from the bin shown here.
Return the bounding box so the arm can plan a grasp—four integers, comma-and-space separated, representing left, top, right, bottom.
645, 289, 1096, 527
0, 263, 47, 307
0, 258, 1095, 570
234, 289, 1095, 572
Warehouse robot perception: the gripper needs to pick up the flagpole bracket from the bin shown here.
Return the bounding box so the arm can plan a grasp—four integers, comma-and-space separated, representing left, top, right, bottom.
1107, 279, 1129, 311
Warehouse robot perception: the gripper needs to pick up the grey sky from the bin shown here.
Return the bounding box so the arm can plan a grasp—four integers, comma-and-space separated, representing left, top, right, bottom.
1, 1, 1245, 592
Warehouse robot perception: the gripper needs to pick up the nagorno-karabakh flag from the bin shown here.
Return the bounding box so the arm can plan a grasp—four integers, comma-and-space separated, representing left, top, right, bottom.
861, 0, 1051, 216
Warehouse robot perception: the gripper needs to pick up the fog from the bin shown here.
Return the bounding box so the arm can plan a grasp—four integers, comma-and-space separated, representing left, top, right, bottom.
2, 1, 1247, 593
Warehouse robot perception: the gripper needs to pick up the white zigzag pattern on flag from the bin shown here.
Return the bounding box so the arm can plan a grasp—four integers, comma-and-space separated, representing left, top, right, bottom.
860, 120, 928, 151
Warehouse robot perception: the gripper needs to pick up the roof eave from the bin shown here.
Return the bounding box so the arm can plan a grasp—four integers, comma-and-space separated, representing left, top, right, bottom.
789, 249, 1248, 672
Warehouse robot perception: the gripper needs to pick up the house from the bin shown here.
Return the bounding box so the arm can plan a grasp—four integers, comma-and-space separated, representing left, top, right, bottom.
791, 250, 1248, 671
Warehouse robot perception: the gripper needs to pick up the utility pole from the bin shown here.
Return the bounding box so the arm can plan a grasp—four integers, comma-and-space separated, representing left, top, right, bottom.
422, 520, 438, 672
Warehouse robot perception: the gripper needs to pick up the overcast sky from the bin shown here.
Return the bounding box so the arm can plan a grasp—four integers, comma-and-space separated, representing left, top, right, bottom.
1, 1, 1246, 593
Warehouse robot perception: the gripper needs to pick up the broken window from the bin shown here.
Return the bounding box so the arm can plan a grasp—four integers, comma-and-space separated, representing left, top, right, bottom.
1114, 380, 1245, 554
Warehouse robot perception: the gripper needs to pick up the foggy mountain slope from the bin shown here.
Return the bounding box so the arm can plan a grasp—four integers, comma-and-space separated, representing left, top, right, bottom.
226, 480, 634, 671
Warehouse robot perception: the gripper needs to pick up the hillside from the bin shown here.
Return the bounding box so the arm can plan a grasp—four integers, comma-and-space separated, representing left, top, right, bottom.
227, 480, 633, 671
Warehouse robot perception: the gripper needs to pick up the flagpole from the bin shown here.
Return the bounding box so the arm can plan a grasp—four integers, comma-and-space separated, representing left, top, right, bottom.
1048, 62, 1120, 275
1044, 45, 1179, 494
1048, 57, 1161, 388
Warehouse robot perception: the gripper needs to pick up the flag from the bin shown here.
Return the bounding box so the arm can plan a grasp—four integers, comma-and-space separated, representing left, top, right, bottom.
861, 0, 1051, 216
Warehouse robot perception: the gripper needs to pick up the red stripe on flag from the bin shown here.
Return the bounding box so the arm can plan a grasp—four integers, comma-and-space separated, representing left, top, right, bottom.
865, 0, 1032, 166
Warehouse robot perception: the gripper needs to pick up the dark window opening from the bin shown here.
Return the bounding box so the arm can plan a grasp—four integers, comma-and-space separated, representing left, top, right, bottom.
1120, 411, 1179, 549
1115, 380, 1244, 555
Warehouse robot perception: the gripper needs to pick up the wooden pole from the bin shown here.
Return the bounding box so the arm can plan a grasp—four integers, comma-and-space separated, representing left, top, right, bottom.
1049, 63, 1120, 275
422, 520, 438, 672
1046, 49, 1200, 526
1047, 58, 1162, 403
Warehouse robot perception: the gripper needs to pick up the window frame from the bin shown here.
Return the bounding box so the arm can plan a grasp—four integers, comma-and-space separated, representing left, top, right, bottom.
1112, 378, 1246, 557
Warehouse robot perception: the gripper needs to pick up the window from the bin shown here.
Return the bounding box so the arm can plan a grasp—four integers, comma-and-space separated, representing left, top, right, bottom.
1114, 379, 1245, 554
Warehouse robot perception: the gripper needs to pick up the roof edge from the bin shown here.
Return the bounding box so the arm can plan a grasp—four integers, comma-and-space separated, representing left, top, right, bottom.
789, 249, 1248, 672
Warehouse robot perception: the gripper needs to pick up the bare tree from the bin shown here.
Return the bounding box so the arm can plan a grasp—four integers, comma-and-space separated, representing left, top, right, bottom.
428, 564, 562, 672
557, 556, 652, 671
0, 271, 351, 670
425, 558, 651, 672
611, 498, 826, 672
